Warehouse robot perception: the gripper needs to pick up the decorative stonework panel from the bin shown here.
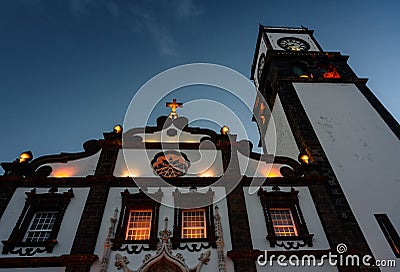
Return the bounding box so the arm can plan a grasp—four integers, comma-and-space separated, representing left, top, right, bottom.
114, 218, 210, 272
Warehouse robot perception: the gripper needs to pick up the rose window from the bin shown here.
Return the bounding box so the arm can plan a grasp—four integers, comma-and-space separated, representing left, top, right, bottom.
151, 151, 190, 178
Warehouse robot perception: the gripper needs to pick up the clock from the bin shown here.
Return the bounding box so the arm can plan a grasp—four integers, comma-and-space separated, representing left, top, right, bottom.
277, 37, 310, 52
257, 53, 266, 81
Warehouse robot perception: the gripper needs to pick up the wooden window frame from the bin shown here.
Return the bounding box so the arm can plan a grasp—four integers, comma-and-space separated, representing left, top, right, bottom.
112, 189, 162, 250
181, 208, 207, 239
269, 207, 298, 237
2, 188, 74, 254
258, 187, 313, 247
171, 188, 216, 249
24, 211, 58, 242
172, 206, 215, 248
125, 209, 153, 241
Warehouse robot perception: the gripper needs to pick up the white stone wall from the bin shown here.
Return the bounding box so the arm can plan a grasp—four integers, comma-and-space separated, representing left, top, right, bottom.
265, 94, 299, 159
237, 152, 283, 178
294, 82, 400, 270
91, 186, 233, 272
243, 186, 330, 251
0, 187, 89, 258
44, 151, 100, 177
256, 261, 339, 271
114, 149, 223, 178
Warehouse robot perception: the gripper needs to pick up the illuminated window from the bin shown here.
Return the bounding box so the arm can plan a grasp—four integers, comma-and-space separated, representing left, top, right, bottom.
112, 189, 162, 250
320, 64, 341, 79
270, 208, 298, 236
2, 188, 74, 254
375, 214, 400, 258
171, 188, 216, 249
181, 209, 207, 239
25, 212, 58, 242
126, 209, 152, 240
258, 187, 313, 247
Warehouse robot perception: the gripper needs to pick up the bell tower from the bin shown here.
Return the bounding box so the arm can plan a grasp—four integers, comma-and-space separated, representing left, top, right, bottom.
251, 25, 400, 266
251, 26, 360, 153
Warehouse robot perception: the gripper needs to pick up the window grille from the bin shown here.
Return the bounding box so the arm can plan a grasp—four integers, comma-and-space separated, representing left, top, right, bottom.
270, 208, 298, 236
125, 209, 152, 240
181, 209, 206, 239
25, 212, 58, 242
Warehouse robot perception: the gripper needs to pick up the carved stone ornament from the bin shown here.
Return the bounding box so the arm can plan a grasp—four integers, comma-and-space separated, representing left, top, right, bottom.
151, 151, 190, 178
115, 218, 211, 272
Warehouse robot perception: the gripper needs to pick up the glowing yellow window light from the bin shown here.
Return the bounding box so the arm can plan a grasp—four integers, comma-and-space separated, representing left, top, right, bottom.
269, 208, 298, 237
181, 209, 207, 239
125, 209, 152, 240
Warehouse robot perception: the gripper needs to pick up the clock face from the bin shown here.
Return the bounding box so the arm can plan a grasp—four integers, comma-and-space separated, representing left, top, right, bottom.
257, 53, 265, 81
277, 37, 310, 52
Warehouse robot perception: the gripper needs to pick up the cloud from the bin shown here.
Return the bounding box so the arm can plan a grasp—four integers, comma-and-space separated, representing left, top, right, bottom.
68, 0, 203, 57
129, 3, 181, 57
173, 0, 203, 19
146, 20, 179, 57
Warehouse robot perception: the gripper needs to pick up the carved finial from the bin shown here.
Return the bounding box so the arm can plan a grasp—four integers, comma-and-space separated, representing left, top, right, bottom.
112, 207, 118, 221
115, 254, 132, 271
158, 217, 172, 241
164, 217, 169, 230
166, 99, 183, 119
199, 250, 211, 264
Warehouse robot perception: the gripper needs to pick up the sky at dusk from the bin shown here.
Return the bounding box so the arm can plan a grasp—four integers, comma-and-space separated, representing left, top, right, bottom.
0, 0, 399, 168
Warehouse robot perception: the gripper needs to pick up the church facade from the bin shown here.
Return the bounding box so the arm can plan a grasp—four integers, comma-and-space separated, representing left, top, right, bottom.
0, 26, 399, 272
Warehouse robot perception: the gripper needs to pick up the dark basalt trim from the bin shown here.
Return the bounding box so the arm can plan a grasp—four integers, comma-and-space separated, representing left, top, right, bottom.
275, 82, 378, 271
0, 254, 98, 268
356, 82, 400, 141
1, 140, 101, 177
69, 184, 110, 254
29, 140, 101, 170
0, 175, 327, 188
123, 115, 219, 140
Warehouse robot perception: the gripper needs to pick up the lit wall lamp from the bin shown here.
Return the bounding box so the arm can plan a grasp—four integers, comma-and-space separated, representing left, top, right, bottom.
114, 124, 123, 134
220, 126, 230, 135
19, 151, 33, 163
299, 154, 310, 164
